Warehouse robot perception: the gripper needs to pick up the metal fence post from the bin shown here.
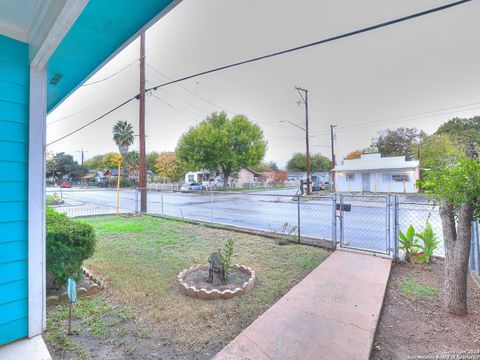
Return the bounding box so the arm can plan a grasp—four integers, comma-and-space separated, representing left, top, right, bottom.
386, 195, 391, 256
135, 188, 139, 213
210, 191, 214, 223
469, 221, 479, 273
332, 193, 337, 249
297, 195, 301, 243
393, 195, 399, 260
161, 189, 164, 216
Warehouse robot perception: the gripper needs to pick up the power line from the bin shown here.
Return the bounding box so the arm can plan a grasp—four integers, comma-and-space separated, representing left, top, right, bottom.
146, 63, 236, 114
145, 0, 471, 93
309, 99, 480, 136
48, 0, 471, 144
47, 87, 137, 125
150, 93, 199, 122
82, 59, 139, 87
145, 79, 210, 115
47, 95, 138, 146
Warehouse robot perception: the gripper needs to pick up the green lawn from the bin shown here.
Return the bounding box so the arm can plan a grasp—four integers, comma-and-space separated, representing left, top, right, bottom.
400, 278, 439, 300
46, 215, 329, 358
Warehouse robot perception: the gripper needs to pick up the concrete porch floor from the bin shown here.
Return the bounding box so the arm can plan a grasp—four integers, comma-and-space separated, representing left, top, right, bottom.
213, 250, 391, 360
0, 335, 51, 360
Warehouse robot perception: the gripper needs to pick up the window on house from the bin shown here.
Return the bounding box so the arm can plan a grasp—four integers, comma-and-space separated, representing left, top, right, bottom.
346, 173, 355, 182
188, 174, 194, 182
383, 174, 409, 182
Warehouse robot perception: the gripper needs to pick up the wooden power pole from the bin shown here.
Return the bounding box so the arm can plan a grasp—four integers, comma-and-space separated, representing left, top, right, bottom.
139, 32, 147, 212
295, 87, 310, 194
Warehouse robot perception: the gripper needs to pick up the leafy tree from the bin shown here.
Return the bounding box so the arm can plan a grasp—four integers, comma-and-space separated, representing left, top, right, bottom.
345, 150, 363, 160
103, 152, 122, 169
435, 116, 480, 145
112, 120, 135, 156
371, 127, 426, 159
286, 153, 332, 172
253, 161, 279, 172
155, 152, 184, 181
46, 152, 82, 181
123, 151, 140, 179
271, 170, 288, 184
176, 112, 267, 187
422, 153, 480, 316
146, 151, 160, 173
415, 134, 464, 169
83, 154, 105, 171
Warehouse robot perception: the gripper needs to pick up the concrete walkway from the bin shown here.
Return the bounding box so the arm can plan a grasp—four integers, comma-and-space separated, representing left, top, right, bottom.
213, 251, 391, 360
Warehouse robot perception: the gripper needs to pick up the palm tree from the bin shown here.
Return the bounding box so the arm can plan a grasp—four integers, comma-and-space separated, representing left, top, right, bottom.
112, 120, 135, 157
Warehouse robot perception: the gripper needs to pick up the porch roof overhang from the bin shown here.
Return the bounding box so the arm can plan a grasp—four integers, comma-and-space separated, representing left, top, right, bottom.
0, 0, 181, 111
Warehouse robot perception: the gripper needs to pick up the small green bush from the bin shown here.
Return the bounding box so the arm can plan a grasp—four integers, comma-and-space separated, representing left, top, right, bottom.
415, 222, 439, 263
46, 206, 96, 285
398, 225, 419, 262
219, 238, 234, 277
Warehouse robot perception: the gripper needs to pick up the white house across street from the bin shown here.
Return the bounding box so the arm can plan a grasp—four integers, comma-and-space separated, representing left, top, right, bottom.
333, 153, 420, 193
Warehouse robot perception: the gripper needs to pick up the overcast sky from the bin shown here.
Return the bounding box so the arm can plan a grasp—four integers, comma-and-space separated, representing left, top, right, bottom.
46, 0, 480, 167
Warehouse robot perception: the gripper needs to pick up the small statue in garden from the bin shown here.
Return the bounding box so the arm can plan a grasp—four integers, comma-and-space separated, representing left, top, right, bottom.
208, 252, 225, 285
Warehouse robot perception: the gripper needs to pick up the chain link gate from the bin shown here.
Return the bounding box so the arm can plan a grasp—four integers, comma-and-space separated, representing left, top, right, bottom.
335, 194, 395, 256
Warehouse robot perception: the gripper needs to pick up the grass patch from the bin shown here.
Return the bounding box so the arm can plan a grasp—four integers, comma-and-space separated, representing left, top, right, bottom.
401, 278, 439, 300
75, 215, 329, 354
45, 295, 143, 359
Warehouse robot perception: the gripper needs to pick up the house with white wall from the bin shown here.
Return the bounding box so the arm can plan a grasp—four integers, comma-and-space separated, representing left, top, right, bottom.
0, 0, 181, 356
333, 153, 420, 193
185, 169, 211, 183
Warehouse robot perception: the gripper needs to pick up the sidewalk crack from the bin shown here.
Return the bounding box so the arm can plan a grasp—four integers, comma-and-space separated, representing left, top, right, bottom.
243, 333, 273, 360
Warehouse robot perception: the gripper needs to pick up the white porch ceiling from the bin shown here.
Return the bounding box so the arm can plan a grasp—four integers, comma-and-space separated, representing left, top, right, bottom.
0, 0, 65, 43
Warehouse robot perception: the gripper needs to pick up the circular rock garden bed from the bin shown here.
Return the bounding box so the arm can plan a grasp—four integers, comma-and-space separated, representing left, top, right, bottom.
178, 264, 255, 300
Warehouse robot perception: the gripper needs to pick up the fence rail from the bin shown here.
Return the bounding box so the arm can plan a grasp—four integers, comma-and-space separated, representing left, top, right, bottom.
47, 188, 480, 268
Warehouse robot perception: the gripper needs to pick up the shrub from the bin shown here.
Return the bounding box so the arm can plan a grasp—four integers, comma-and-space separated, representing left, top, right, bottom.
398, 225, 419, 262
219, 238, 234, 277
46, 207, 96, 285
415, 222, 439, 263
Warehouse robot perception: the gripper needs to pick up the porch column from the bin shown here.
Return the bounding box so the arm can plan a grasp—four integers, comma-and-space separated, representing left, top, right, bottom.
28, 66, 47, 336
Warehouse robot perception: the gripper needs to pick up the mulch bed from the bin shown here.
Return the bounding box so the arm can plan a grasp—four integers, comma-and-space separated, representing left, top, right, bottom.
372, 258, 480, 359
183, 265, 250, 291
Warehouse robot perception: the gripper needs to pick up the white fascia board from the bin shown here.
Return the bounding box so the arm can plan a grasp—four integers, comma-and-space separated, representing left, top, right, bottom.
28, 66, 47, 336
30, 0, 89, 67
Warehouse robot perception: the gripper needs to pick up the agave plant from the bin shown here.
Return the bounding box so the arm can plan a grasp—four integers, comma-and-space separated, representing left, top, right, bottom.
398, 225, 419, 262
415, 222, 439, 263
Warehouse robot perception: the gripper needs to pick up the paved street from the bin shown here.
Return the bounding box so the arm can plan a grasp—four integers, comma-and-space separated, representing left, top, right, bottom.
47, 187, 444, 256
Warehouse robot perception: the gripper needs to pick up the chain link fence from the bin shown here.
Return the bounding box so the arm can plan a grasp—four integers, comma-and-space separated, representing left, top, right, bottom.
396, 200, 444, 256
47, 187, 480, 266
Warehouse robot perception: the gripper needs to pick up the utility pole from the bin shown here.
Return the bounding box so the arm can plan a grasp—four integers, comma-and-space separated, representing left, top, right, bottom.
77, 149, 87, 188
139, 32, 147, 212
330, 125, 337, 191
295, 87, 310, 194
77, 149, 87, 168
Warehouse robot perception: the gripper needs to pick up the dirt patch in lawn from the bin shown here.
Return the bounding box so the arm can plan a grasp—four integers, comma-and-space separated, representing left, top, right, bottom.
372, 258, 480, 359
182, 265, 250, 291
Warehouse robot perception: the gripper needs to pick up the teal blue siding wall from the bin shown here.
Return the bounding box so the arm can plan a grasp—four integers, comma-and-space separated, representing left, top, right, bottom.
0, 35, 29, 345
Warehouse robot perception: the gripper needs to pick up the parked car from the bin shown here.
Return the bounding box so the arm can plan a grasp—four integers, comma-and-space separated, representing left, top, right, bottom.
320, 182, 331, 190
59, 182, 72, 188
181, 182, 206, 192
312, 181, 330, 192
202, 178, 224, 188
